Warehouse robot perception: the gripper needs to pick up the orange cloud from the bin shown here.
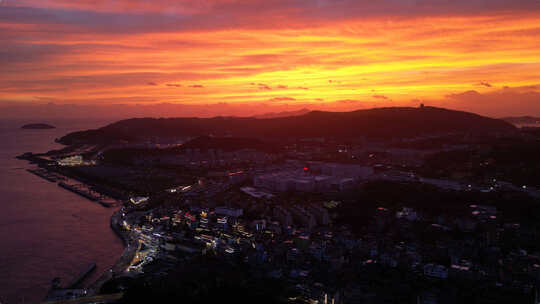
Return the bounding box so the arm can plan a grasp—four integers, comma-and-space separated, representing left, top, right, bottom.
372, 95, 390, 100
1, 1, 540, 117
268, 97, 296, 102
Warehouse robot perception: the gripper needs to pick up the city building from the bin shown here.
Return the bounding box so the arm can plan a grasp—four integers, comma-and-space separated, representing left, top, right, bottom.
215, 207, 243, 217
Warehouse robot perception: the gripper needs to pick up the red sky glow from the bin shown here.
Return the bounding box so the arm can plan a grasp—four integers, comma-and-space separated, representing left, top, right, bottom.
1, 0, 540, 118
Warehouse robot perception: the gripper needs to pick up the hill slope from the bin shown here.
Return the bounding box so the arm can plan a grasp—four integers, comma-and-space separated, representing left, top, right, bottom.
58, 107, 516, 145
179, 136, 270, 152
502, 116, 540, 125
252, 108, 311, 119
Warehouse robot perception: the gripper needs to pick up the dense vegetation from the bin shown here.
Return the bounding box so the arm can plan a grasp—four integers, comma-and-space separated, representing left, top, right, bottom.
420, 140, 540, 188
336, 181, 540, 244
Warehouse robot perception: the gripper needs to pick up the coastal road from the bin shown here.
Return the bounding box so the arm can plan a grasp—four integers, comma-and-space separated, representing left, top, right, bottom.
86, 211, 138, 295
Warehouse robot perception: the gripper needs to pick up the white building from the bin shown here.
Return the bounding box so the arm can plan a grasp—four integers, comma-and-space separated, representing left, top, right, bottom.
424, 264, 448, 279
215, 207, 243, 217
396, 207, 419, 221
294, 179, 315, 192
130, 196, 149, 205
330, 178, 356, 191
254, 170, 334, 193
240, 187, 274, 198
314, 163, 373, 179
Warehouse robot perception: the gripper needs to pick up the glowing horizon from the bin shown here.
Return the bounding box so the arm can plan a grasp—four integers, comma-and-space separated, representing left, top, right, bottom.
1, 0, 540, 117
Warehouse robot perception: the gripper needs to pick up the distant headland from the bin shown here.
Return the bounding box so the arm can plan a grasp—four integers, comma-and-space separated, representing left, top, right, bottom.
21, 123, 56, 129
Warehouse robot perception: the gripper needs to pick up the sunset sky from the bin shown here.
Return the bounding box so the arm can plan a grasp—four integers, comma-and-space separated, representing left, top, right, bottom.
1, 0, 540, 118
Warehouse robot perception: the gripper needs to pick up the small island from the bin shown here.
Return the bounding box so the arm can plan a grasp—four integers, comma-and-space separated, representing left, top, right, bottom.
21, 123, 56, 129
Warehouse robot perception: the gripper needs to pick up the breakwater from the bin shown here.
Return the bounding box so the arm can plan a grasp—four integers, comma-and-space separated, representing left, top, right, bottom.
58, 182, 101, 201
67, 263, 97, 289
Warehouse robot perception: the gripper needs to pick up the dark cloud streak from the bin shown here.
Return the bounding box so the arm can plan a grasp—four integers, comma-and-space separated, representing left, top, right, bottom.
3, 1, 540, 36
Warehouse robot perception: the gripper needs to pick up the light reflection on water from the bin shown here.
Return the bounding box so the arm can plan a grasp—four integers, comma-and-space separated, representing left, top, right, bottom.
0, 119, 123, 304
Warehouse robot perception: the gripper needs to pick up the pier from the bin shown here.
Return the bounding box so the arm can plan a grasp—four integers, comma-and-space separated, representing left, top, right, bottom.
98, 200, 116, 208
43, 263, 98, 303
58, 182, 101, 201
57, 181, 120, 207
41, 293, 123, 304
27, 168, 64, 183
24, 162, 124, 208
67, 263, 97, 289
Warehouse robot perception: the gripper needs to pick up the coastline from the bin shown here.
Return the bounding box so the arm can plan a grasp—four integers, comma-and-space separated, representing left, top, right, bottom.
41, 208, 133, 302
20, 152, 136, 299
86, 209, 138, 295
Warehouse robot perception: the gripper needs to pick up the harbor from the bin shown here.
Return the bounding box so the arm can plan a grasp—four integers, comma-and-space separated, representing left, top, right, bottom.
21, 150, 123, 209
58, 182, 101, 201
27, 162, 121, 208
43, 263, 100, 302
27, 168, 66, 183
57, 181, 120, 208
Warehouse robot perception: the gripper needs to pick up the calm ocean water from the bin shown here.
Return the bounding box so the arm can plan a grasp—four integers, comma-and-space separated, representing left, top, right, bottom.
0, 119, 123, 304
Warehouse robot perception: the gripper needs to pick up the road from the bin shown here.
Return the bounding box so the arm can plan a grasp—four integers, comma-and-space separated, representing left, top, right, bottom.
86, 211, 139, 295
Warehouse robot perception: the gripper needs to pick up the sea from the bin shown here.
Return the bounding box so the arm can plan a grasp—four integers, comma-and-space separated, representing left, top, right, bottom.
0, 119, 124, 304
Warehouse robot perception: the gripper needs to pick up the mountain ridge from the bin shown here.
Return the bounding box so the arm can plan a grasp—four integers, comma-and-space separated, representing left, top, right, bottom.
58, 106, 516, 145
502, 116, 540, 125
252, 108, 311, 119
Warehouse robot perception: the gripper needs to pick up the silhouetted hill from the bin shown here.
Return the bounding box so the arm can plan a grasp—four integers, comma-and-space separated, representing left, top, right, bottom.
502, 116, 540, 125
252, 108, 311, 119
180, 136, 270, 152
21, 123, 55, 129
58, 107, 516, 145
